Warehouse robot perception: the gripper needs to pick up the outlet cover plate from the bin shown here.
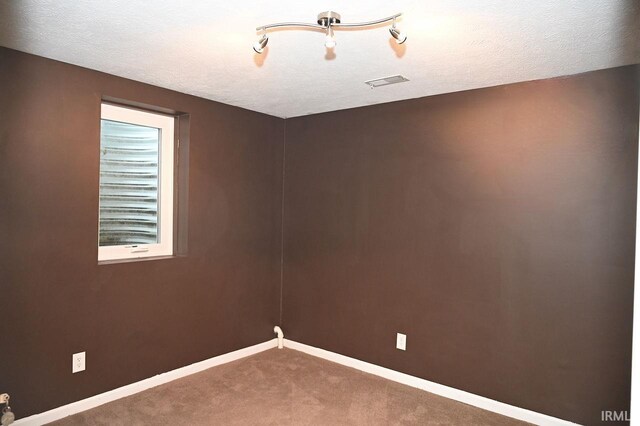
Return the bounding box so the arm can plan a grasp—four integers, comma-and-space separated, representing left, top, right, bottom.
396, 333, 406, 351
72, 351, 86, 373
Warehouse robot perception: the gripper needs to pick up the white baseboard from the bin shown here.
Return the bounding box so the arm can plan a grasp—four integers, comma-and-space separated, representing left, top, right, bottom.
284, 339, 578, 426
14, 337, 579, 426
15, 339, 277, 426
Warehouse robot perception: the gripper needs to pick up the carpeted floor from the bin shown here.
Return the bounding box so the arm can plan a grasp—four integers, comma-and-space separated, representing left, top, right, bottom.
50, 348, 528, 425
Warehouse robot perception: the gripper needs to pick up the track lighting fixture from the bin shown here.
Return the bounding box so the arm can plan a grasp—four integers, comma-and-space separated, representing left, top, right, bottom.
389, 20, 407, 44
253, 33, 268, 54
253, 11, 405, 54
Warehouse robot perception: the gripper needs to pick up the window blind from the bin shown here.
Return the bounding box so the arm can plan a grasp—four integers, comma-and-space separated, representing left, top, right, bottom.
99, 120, 160, 246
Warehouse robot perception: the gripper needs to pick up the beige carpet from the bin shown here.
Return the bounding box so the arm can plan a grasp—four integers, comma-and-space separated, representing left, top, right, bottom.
50, 348, 528, 425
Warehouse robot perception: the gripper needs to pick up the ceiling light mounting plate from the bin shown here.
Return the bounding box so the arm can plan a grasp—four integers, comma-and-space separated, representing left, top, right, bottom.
317, 11, 341, 26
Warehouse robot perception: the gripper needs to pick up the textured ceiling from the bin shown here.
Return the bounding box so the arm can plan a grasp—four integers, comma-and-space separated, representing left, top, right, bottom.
0, 1, 638, 118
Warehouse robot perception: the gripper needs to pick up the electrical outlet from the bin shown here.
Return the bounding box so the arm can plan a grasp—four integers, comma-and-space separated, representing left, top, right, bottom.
396, 333, 406, 351
72, 352, 86, 373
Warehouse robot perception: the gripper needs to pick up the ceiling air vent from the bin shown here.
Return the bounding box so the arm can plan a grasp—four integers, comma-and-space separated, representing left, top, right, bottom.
365, 75, 409, 88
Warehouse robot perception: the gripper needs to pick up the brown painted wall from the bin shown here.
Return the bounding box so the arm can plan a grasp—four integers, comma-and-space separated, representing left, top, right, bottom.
0, 47, 284, 418
283, 65, 640, 425
2, 45, 639, 425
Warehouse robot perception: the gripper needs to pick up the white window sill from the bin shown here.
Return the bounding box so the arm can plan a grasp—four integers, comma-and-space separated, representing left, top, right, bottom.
98, 255, 177, 266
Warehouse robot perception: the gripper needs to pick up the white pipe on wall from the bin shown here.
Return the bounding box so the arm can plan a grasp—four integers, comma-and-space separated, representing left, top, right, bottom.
273, 326, 284, 349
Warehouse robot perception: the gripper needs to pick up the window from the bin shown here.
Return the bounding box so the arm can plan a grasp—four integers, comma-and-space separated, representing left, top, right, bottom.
98, 103, 175, 261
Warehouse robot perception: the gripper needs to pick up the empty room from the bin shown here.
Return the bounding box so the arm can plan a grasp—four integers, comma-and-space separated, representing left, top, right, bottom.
1, 1, 639, 425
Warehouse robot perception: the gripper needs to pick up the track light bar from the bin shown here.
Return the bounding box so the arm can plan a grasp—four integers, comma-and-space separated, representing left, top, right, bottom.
253, 11, 405, 53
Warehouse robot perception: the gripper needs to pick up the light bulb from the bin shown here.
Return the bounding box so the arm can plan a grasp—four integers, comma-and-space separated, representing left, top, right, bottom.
325, 36, 336, 48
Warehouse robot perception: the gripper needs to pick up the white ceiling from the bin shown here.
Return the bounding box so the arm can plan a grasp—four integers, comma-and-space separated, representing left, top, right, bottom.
0, 1, 638, 118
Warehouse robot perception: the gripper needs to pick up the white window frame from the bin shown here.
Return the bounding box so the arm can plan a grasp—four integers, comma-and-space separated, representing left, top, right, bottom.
98, 103, 175, 262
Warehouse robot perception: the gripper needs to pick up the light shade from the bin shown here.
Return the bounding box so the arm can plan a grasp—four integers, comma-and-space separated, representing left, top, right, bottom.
325, 29, 336, 48
253, 35, 269, 54
389, 27, 407, 44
